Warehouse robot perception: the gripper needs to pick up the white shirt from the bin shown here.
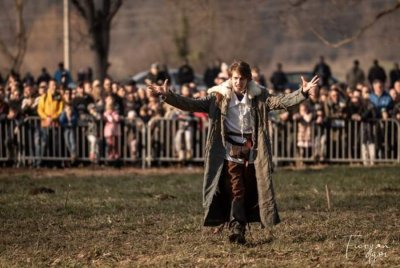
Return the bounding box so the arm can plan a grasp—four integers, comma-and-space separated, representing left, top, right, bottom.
225, 92, 254, 143
224, 92, 255, 164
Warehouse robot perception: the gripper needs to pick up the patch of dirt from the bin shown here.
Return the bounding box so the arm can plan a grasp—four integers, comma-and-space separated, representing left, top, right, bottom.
0, 167, 204, 179
380, 186, 400, 192
29, 187, 55, 195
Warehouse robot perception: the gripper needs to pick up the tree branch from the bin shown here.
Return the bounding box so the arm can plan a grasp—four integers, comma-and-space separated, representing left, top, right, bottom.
287, 0, 308, 7
15, 0, 27, 70
71, 0, 87, 19
309, 1, 400, 48
0, 41, 14, 64
0, 0, 27, 72
70, 0, 123, 81
108, 0, 123, 21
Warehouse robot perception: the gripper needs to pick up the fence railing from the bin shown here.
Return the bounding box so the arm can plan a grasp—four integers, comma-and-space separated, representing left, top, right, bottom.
271, 119, 400, 165
0, 117, 399, 167
0, 116, 146, 168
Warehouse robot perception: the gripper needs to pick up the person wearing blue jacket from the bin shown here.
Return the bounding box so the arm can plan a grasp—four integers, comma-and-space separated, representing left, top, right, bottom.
59, 104, 78, 161
369, 80, 393, 159
369, 80, 393, 119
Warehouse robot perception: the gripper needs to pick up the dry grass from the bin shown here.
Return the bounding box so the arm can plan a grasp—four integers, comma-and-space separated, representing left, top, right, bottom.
0, 165, 399, 267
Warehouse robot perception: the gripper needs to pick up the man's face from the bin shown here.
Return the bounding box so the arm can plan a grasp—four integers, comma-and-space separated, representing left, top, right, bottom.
329, 90, 339, 103
394, 81, 400, 93
373, 82, 383, 96
103, 79, 111, 91
77, 86, 84, 95
150, 66, 159, 75
231, 71, 248, 94
351, 91, 361, 104
24, 86, 32, 97
181, 86, 191, 97
389, 89, 398, 101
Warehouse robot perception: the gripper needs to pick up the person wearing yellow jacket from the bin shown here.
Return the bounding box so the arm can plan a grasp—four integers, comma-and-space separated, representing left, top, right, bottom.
35, 79, 64, 167
37, 79, 64, 127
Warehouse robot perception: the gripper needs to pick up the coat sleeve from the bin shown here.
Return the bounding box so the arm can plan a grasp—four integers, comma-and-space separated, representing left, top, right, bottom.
37, 95, 47, 120
53, 101, 64, 120
266, 88, 308, 111
164, 91, 211, 114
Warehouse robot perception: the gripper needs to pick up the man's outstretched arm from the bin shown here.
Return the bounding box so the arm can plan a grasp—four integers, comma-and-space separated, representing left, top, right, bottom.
147, 80, 211, 113
267, 75, 319, 111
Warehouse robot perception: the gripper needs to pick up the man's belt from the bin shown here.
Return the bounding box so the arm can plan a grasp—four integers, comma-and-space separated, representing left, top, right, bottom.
226, 131, 253, 161
226, 136, 246, 146
226, 131, 252, 139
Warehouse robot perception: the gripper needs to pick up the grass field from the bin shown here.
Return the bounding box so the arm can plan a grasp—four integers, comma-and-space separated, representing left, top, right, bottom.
0, 165, 399, 267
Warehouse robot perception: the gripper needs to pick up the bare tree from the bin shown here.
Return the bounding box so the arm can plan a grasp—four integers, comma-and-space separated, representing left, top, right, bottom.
0, 0, 27, 74
165, 0, 196, 62
71, 0, 123, 81
286, 0, 400, 48
160, 0, 262, 67
173, 13, 190, 61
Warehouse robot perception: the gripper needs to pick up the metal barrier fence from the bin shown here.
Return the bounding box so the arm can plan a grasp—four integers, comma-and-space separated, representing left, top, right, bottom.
145, 117, 208, 167
0, 117, 146, 168
272, 119, 400, 165
0, 117, 399, 167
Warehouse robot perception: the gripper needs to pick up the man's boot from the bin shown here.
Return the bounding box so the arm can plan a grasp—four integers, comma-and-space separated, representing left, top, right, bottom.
229, 221, 246, 244
228, 199, 247, 244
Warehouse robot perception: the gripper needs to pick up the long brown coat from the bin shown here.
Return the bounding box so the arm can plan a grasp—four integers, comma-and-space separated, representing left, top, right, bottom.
164, 80, 307, 227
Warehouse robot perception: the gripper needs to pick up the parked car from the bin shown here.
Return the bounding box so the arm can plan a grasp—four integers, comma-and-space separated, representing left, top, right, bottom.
132, 69, 206, 92
284, 72, 340, 91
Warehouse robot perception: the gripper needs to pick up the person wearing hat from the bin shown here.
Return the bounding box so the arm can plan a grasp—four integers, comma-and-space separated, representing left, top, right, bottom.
147, 60, 319, 244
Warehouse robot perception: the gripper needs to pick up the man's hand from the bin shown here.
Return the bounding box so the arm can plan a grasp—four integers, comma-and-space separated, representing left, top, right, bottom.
301, 75, 319, 96
147, 80, 169, 97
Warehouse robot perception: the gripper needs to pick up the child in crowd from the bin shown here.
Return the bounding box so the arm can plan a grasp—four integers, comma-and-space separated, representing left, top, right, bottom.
293, 102, 313, 165
103, 97, 120, 160
86, 103, 101, 163
59, 104, 78, 162
125, 110, 139, 161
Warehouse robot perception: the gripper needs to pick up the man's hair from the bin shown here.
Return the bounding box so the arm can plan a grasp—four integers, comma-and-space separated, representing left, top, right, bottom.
228, 60, 252, 80
373, 79, 383, 85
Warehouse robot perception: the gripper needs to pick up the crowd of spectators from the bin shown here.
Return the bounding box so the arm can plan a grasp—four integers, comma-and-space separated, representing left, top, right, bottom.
0, 57, 399, 167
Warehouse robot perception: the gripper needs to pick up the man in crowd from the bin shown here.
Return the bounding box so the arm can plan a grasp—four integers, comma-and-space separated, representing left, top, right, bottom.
270, 63, 288, 92
251, 66, 267, 88
36, 79, 64, 167
145, 63, 164, 86
369, 80, 393, 119
369, 80, 393, 159
147, 60, 319, 245
72, 82, 94, 119
389, 63, 400, 89
177, 58, 195, 86
346, 60, 365, 90
204, 59, 221, 88
368, 59, 387, 86
37, 67, 52, 85
313, 56, 332, 88
54, 62, 73, 87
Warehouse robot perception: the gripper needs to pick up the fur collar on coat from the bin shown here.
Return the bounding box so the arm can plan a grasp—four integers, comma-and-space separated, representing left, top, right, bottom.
207, 79, 262, 100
